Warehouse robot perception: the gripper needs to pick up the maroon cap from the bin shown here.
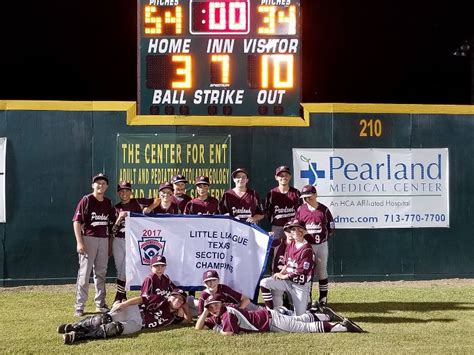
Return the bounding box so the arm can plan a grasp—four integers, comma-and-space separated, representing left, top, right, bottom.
171, 174, 188, 184
195, 176, 210, 185
170, 288, 187, 303
117, 181, 132, 192
275, 165, 291, 175
92, 173, 109, 184
150, 255, 167, 266
231, 168, 249, 179
202, 270, 219, 282
204, 293, 225, 308
283, 219, 306, 232
300, 185, 317, 198
159, 182, 174, 192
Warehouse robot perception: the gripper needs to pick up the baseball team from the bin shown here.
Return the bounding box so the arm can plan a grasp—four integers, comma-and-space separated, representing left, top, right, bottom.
60, 166, 364, 344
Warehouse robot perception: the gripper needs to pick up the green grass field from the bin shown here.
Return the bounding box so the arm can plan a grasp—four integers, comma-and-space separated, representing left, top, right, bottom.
1, 280, 473, 354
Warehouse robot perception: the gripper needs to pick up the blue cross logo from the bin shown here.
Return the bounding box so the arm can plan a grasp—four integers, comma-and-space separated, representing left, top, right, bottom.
300, 163, 326, 185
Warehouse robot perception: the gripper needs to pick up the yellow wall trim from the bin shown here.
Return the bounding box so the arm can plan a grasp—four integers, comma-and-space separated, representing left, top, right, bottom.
1, 101, 472, 127
301, 103, 474, 115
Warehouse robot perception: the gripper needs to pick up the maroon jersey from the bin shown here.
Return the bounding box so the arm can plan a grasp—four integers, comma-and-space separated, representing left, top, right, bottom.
115, 198, 154, 238
153, 202, 179, 214
72, 194, 115, 238
295, 203, 335, 244
140, 272, 176, 299
204, 305, 270, 333
219, 189, 264, 221
140, 294, 176, 329
184, 196, 219, 215
265, 187, 301, 226
284, 241, 314, 284
198, 284, 243, 314
172, 194, 192, 213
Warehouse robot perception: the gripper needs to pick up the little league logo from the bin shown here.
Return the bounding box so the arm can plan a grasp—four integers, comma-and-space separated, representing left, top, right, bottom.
299, 155, 326, 186
138, 236, 166, 265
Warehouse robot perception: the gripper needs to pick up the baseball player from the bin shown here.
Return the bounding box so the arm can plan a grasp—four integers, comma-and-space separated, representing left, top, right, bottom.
195, 293, 364, 335
57, 289, 191, 344
295, 185, 335, 308
72, 173, 116, 317
153, 182, 180, 214
265, 165, 301, 274
197, 270, 256, 315
171, 174, 192, 213
259, 219, 314, 316
219, 168, 265, 224
112, 181, 158, 304
183, 176, 219, 215
140, 255, 177, 299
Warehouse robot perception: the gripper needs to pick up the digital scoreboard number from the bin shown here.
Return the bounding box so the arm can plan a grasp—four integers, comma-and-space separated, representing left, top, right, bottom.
137, 0, 302, 117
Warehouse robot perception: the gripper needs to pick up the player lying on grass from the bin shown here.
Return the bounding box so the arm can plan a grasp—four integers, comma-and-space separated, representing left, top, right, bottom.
57, 289, 192, 344
195, 293, 364, 335
196, 269, 259, 315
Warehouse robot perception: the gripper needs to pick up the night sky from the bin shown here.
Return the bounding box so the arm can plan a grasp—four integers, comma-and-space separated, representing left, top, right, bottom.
0, 1, 471, 104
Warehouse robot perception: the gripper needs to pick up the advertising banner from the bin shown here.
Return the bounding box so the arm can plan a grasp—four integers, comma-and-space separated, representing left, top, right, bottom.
117, 134, 231, 199
293, 148, 449, 228
125, 214, 271, 298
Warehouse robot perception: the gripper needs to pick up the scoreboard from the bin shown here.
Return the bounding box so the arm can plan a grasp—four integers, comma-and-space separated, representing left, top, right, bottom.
137, 0, 302, 117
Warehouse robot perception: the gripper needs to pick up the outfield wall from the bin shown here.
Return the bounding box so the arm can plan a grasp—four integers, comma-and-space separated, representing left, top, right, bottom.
0, 101, 473, 285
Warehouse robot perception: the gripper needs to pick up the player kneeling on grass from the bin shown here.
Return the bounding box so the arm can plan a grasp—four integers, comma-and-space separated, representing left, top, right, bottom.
260, 219, 314, 316
195, 294, 364, 335
57, 289, 192, 344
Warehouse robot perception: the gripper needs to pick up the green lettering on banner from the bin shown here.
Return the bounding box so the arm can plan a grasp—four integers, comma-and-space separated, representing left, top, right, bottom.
117, 134, 231, 199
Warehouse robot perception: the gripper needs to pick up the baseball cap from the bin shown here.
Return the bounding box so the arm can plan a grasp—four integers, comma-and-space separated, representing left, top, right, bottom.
117, 181, 132, 192
195, 176, 210, 185
92, 173, 109, 184
150, 255, 167, 266
275, 165, 291, 175
159, 182, 174, 192
204, 293, 225, 308
283, 219, 306, 232
170, 288, 187, 303
171, 174, 188, 184
202, 270, 219, 282
300, 185, 317, 198
231, 168, 249, 179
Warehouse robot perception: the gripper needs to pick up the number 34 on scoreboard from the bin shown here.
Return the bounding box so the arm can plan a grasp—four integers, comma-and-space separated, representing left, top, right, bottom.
138, 0, 302, 117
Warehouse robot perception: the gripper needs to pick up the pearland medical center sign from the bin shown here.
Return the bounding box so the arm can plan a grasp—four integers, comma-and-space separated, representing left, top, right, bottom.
293, 148, 449, 229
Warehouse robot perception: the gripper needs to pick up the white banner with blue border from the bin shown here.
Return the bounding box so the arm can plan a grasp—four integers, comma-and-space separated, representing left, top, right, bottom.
125, 214, 271, 298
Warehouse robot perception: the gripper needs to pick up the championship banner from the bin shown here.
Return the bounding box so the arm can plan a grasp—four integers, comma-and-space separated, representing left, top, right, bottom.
117, 134, 231, 200
0, 138, 6, 223
125, 214, 271, 298
293, 148, 449, 229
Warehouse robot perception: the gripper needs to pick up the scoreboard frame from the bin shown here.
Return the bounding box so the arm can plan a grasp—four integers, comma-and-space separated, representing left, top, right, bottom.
136, 0, 304, 126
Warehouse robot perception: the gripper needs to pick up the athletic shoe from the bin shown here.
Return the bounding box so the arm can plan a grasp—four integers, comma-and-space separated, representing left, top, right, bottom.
74, 309, 84, 317
57, 323, 73, 334
321, 306, 344, 322
342, 318, 365, 333
63, 331, 76, 345
95, 305, 110, 313
309, 300, 322, 313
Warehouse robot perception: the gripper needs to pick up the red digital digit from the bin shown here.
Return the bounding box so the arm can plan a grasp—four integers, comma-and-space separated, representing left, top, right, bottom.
190, 0, 249, 34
